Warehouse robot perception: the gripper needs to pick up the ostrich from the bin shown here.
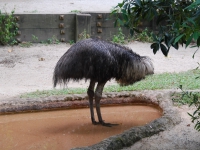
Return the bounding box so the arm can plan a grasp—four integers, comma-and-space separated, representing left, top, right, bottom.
53, 38, 154, 127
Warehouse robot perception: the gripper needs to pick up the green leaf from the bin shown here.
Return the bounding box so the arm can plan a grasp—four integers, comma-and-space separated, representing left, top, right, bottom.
121, 9, 127, 15
135, 0, 141, 7
152, 34, 158, 42
193, 32, 199, 40
185, 0, 200, 10
111, 9, 117, 14
164, 33, 173, 47
122, 13, 128, 22
151, 43, 159, 54
144, 7, 157, 21
193, 109, 199, 116
172, 42, 179, 50
174, 34, 185, 44
122, 3, 128, 10
117, 2, 124, 8
160, 44, 168, 56
186, 34, 194, 48
114, 19, 118, 27
194, 9, 200, 18
193, 49, 199, 58
117, 18, 124, 26
130, 29, 134, 36
186, 17, 196, 25
197, 37, 200, 46
182, 22, 190, 28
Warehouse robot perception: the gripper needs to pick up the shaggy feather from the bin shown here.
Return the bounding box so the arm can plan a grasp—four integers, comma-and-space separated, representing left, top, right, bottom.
53, 38, 154, 87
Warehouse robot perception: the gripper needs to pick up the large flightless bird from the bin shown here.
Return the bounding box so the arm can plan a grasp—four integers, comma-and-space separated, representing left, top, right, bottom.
53, 38, 154, 127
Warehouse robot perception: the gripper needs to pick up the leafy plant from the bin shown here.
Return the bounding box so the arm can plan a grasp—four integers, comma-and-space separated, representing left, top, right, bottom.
69, 40, 75, 45
19, 41, 32, 48
10, 39, 18, 45
173, 86, 200, 132
32, 34, 38, 42
78, 29, 90, 41
47, 35, 60, 44
112, 0, 200, 56
41, 35, 60, 45
0, 9, 18, 45
112, 27, 126, 44
71, 10, 81, 13
132, 28, 154, 43
18, 35, 39, 47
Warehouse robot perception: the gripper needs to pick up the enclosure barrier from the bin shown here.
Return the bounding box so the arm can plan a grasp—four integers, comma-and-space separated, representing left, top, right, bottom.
14, 12, 154, 43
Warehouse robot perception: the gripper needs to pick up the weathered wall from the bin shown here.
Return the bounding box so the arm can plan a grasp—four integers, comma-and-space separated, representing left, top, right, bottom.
14, 14, 76, 43
14, 12, 153, 43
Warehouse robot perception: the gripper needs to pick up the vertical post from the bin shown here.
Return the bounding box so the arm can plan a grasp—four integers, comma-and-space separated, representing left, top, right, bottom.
76, 14, 91, 42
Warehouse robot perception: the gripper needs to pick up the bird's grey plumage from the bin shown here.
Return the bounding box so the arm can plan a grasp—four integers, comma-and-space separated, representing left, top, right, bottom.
53, 38, 154, 126
53, 38, 154, 86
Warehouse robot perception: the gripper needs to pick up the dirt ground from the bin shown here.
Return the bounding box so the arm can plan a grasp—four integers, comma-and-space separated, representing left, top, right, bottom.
0, 0, 200, 149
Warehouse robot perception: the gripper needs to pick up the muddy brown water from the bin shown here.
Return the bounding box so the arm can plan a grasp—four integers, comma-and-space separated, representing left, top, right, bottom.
0, 104, 162, 150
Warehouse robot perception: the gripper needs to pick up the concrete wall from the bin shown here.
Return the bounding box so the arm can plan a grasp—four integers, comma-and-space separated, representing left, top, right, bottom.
14, 14, 76, 43
14, 12, 152, 43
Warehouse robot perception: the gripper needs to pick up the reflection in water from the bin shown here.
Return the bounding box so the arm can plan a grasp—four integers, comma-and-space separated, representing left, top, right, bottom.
0, 104, 162, 149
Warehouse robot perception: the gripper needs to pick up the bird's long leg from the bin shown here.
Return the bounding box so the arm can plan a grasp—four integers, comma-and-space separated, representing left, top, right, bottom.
87, 80, 97, 125
95, 82, 118, 127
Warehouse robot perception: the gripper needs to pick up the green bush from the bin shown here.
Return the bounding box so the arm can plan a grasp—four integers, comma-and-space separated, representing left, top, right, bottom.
112, 27, 126, 44
0, 9, 18, 45
132, 28, 153, 43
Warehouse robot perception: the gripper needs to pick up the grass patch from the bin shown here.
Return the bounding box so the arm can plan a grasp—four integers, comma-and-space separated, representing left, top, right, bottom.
172, 92, 200, 105
21, 69, 200, 98
21, 88, 87, 98
103, 69, 200, 92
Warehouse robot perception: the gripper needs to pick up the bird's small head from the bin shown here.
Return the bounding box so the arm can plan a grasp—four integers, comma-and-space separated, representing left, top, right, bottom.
116, 56, 154, 86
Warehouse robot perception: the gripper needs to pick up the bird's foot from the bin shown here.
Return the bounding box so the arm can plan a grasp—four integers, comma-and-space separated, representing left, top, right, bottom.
92, 120, 100, 125
101, 121, 118, 127
92, 120, 118, 127
93, 120, 118, 127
